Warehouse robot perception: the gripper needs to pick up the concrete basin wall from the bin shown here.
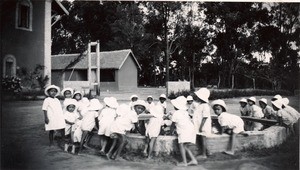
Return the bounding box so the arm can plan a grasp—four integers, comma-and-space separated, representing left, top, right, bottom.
88, 126, 290, 155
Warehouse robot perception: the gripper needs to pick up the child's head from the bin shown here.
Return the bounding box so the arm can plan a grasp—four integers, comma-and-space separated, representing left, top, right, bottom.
187, 95, 193, 105
211, 99, 227, 116
67, 104, 76, 112
65, 99, 77, 112
247, 97, 256, 106
89, 98, 103, 111
194, 88, 210, 104
147, 96, 153, 104
258, 98, 267, 109
44, 85, 60, 98
159, 94, 167, 103
239, 98, 247, 108
62, 87, 73, 99
271, 94, 282, 102
171, 96, 187, 111
133, 100, 146, 114
271, 99, 283, 111
73, 91, 82, 101
130, 95, 138, 102
104, 97, 119, 109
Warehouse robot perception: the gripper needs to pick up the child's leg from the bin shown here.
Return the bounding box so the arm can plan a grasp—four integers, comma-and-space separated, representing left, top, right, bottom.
79, 131, 89, 152
200, 136, 207, 157
224, 133, 236, 155
100, 135, 108, 154
185, 144, 198, 166
143, 136, 150, 156
83, 132, 93, 149
49, 130, 54, 146
177, 143, 187, 166
147, 137, 157, 159
106, 138, 118, 160
112, 134, 126, 160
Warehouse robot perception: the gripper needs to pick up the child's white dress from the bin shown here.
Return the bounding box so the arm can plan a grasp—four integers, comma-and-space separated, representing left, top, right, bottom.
156, 101, 167, 114
64, 111, 79, 135
262, 105, 276, 119
145, 106, 164, 138
239, 105, 250, 116
171, 110, 196, 144
218, 112, 244, 134
81, 110, 98, 132
42, 97, 65, 131
192, 103, 212, 135
276, 109, 296, 126
110, 110, 138, 135
283, 106, 300, 122
98, 107, 117, 136
249, 105, 264, 131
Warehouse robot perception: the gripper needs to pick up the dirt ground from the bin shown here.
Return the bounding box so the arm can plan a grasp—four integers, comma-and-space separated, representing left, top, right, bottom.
1, 95, 299, 170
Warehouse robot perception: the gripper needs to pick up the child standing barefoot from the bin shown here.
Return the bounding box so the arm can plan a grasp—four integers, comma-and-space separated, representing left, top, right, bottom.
79, 98, 103, 153
98, 97, 118, 155
42, 85, 66, 146
63, 99, 78, 153
106, 104, 139, 160
170, 96, 198, 167
211, 99, 247, 155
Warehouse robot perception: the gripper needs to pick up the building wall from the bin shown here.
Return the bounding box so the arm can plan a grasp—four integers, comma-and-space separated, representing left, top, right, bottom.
51, 70, 63, 88
118, 54, 138, 90
1, 0, 48, 81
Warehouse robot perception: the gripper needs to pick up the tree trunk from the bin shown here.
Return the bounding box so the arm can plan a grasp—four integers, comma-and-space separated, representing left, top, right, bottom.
253, 78, 256, 89
231, 74, 235, 89
217, 72, 221, 88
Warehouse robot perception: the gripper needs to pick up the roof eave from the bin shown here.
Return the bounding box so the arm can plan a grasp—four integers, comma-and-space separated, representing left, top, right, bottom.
53, 0, 69, 15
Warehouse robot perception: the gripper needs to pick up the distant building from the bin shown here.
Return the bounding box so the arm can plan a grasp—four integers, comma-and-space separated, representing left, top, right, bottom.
1, 0, 68, 85
51, 49, 141, 91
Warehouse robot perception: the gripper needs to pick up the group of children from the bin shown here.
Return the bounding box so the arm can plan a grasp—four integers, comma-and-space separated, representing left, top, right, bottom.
42, 85, 299, 167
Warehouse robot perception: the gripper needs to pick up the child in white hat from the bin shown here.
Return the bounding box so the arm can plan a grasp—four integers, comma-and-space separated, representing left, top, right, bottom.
63, 99, 79, 153
211, 99, 247, 155
157, 94, 167, 115
170, 96, 197, 166
79, 98, 103, 153
42, 85, 66, 146
247, 97, 264, 131
129, 95, 138, 110
106, 104, 139, 160
146, 96, 155, 111
258, 98, 276, 120
61, 87, 74, 111
281, 98, 299, 135
132, 100, 148, 135
239, 98, 251, 131
187, 95, 197, 119
193, 88, 212, 159
98, 97, 118, 155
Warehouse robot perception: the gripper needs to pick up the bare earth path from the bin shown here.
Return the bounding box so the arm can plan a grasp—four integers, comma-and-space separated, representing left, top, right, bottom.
1, 92, 299, 170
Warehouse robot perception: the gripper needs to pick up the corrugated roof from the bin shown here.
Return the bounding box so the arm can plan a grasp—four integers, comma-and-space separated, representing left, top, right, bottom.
52, 49, 141, 70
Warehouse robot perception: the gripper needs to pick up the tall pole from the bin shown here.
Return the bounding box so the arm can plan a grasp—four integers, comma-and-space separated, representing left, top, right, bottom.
87, 42, 92, 91
96, 40, 100, 95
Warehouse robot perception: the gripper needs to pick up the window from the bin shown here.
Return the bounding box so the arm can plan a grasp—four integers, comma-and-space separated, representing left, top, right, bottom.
65, 70, 88, 81
3, 55, 16, 77
100, 69, 115, 82
16, 0, 32, 31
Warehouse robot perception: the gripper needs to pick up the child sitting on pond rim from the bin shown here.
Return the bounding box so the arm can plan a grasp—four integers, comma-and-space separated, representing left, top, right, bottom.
211, 99, 248, 156
42, 85, 66, 147
170, 96, 198, 167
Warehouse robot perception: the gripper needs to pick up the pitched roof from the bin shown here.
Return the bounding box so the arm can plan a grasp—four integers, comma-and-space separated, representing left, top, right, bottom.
52, 49, 141, 70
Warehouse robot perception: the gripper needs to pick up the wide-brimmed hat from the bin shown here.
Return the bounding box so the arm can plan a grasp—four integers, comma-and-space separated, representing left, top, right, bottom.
272, 94, 282, 101
81, 97, 90, 107
159, 94, 167, 99
130, 95, 138, 100
171, 96, 187, 110
187, 95, 193, 101
73, 91, 82, 97
259, 98, 267, 105
104, 97, 119, 109
247, 97, 256, 103
147, 96, 153, 100
194, 88, 210, 103
133, 100, 147, 108
64, 99, 78, 109
44, 85, 60, 97
239, 98, 247, 104
116, 104, 131, 116
89, 99, 103, 111
271, 99, 283, 109
211, 99, 227, 111
61, 87, 74, 96
282, 98, 289, 106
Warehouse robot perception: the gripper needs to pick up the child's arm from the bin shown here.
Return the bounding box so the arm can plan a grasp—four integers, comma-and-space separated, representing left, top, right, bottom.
134, 122, 141, 134
43, 110, 49, 124
199, 117, 207, 132
220, 126, 226, 135
65, 120, 74, 125
170, 122, 176, 135
278, 116, 283, 126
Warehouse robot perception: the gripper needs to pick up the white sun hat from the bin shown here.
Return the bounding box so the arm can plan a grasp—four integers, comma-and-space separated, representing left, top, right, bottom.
259, 98, 268, 105
247, 97, 256, 103
272, 94, 282, 101
64, 99, 78, 109
116, 104, 131, 116
171, 96, 188, 110
73, 91, 82, 97
239, 98, 247, 103
130, 95, 138, 100
81, 97, 90, 107
159, 94, 167, 99
282, 98, 289, 106
133, 100, 147, 108
61, 87, 74, 96
211, 99, 227, 111
44, 85, 60, 97
89, 98, 103, 111
187, 95, 193, 101
271, 99, 283, 109
104, 97, 119, 109
147, 96, 153, 100
194, 88, 210, 103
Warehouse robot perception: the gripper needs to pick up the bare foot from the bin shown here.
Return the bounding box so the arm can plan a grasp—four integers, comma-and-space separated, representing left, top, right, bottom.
99, 150, 105, 156
142, 151, 148, 157
223, 151, 235, 155
177, 162, 187, 167
105, 153, 111, 160
187, 160, 198, 166
196, 155, 207, 159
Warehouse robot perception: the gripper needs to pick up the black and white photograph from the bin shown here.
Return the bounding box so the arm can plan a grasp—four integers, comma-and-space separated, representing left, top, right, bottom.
1, 0, 299, 169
